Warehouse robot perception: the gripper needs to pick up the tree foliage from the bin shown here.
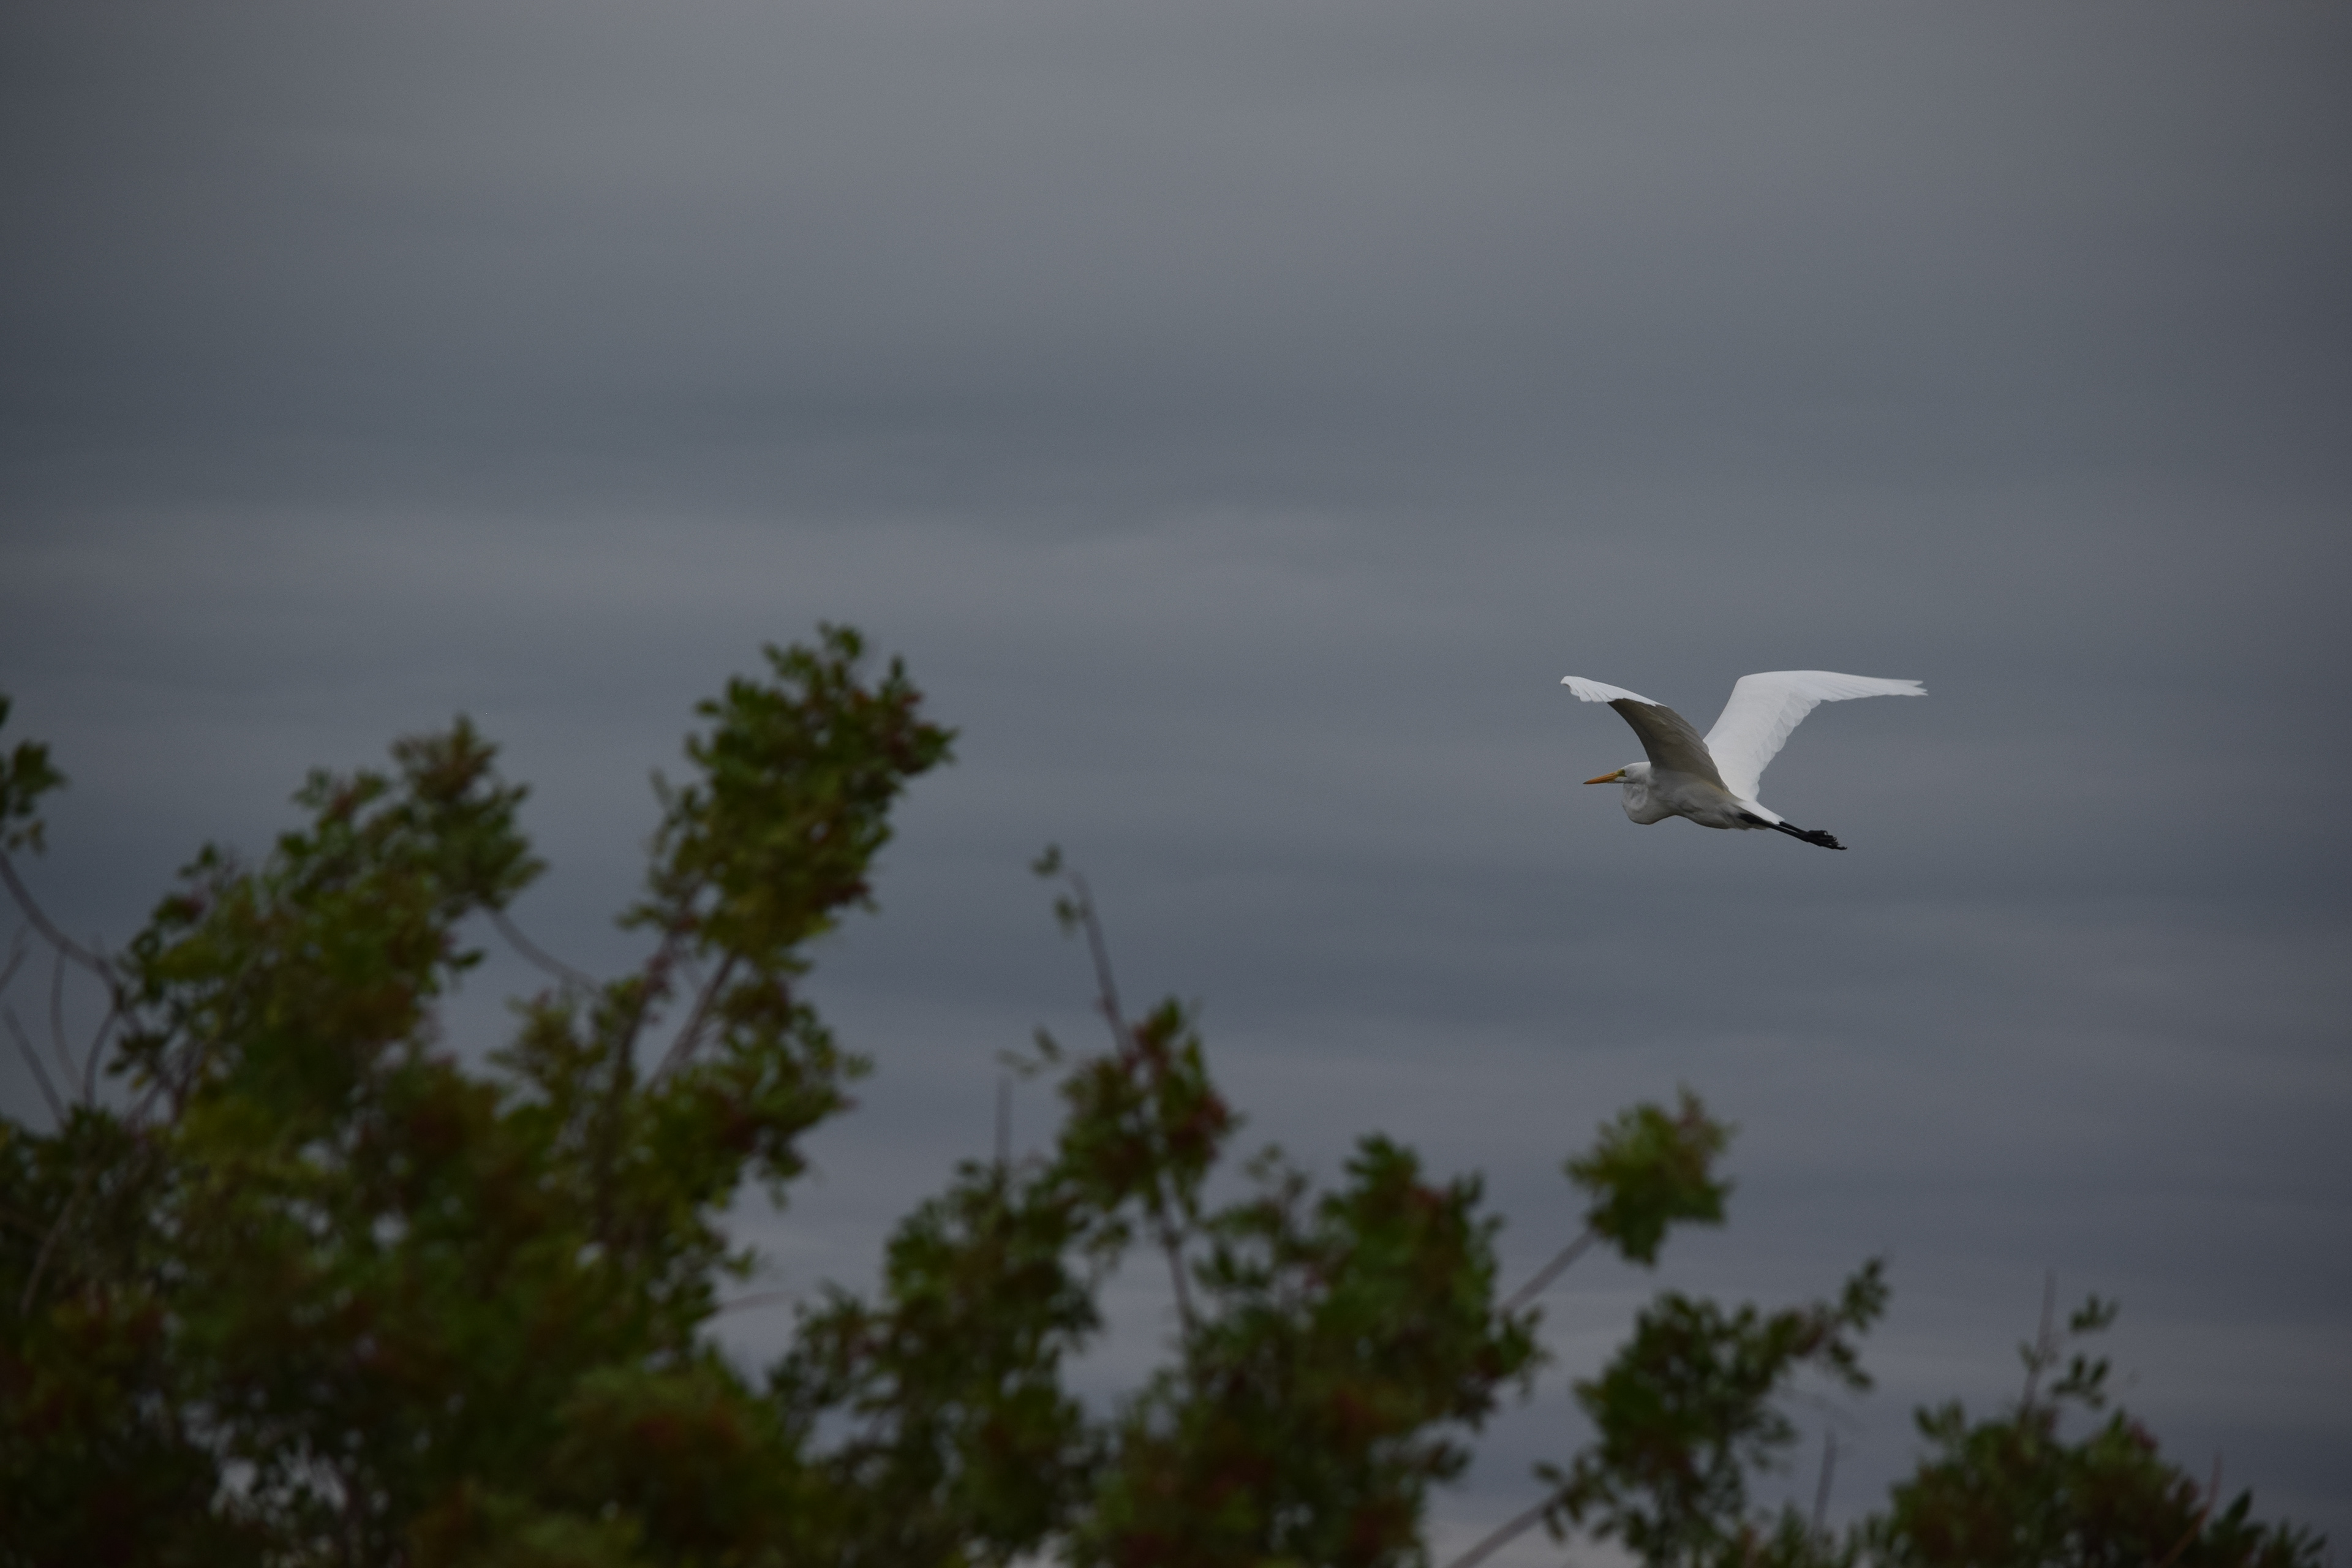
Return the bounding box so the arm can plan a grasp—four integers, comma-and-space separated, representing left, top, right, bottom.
0, 636, 2323, 1568
1546, 1263, 1886, 1567
1860, 1295, 2325, 1568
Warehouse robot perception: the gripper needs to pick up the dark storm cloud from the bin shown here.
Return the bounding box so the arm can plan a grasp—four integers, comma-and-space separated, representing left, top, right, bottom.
4, 0, 2350, 1548
7, 1, 2347, 514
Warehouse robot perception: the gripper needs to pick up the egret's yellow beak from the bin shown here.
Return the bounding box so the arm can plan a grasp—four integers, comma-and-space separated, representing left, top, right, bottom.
1585, 770, 1624, 785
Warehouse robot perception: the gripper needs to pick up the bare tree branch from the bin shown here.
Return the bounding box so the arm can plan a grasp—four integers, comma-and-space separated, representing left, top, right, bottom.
611, 935, 680, 1078
654, 951, 737, 1080
611, 872, 709, 1074
0, 851, 108, 978
488, 907, 597, 992
2153, 1456, 2225, 1568
995, 1074, 1012, 1170
1499, 1227, 1598, 1317
0, 925, 31, 996
1068, 871, 1129, 1055
129, 1053, 178, 1132
78, 1000, 116, 1107
0, 856, 119, 1109
1058, 867, 1196, 1340
2021, 1269, 2058, 1411
1442, 1496, 1555, 1568
48, 941, 78, 1098
1811, 1428, 1839, 1537
4, 1005, 66, 1125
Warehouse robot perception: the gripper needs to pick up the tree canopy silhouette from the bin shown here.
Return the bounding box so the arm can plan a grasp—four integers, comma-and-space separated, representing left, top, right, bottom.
0, 639, 2321, 1568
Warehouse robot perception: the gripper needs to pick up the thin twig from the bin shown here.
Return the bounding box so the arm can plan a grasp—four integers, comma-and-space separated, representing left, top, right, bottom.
1499, 1228, 1599, 1316
1068, 872, 1129, 1055
134, 1012, 230, 1133
2153, 1456, 2224, 1568
4, 1005, 66, 1125
611, 933, 681, 1076
0, 925, 32, 996
1158, 1228, 1199, 1341
611, 873, 706, 1072
655, 951, 738, 1080
78, 1000, 116, 1108
1063, 870, 1195, 1338
2021, 1270, 2058, 1411
129, 1055, 177, 1131
1442, 1496, 1555, 1568
712, 1289, 799, 1317
48, 941, 77, 1098
0, 857, 116, 1107
1811, 1428, 1839, 1537
594, 922, 694, 1243
0, 853, 108, 976
488, 907, 597, 991
995, 1075, 1012, 1170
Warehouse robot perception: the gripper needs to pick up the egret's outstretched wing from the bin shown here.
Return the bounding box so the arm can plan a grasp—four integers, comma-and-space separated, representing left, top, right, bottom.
1702, 671, 1925, 800
1562, 676, 1727, 788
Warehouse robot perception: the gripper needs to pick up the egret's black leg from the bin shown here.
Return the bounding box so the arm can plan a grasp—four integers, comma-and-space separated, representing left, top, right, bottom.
1741, 810, 1844, 849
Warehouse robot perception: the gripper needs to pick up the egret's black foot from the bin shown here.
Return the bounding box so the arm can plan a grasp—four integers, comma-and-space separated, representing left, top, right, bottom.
1768, 821, 1845, 850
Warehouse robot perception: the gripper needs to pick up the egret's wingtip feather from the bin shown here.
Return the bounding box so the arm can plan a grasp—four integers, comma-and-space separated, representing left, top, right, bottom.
1562, 675, 1660, 706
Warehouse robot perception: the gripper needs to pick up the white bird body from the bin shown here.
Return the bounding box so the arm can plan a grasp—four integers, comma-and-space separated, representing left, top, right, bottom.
1561, 670, 1924, 850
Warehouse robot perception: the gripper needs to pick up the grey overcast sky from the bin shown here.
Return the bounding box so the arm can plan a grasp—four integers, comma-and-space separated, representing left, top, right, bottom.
4, 0, 2349, 1550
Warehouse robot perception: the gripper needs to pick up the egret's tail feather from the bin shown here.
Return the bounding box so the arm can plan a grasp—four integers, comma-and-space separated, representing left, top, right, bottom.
1766, 821, 1845, 850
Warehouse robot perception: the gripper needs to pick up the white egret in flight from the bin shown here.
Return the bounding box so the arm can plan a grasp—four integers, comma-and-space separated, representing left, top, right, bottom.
1562, 670, 1924, 850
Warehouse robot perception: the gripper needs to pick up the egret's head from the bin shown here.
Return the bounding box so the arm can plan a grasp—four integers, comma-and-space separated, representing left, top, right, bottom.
1587, 761, 1654, 821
